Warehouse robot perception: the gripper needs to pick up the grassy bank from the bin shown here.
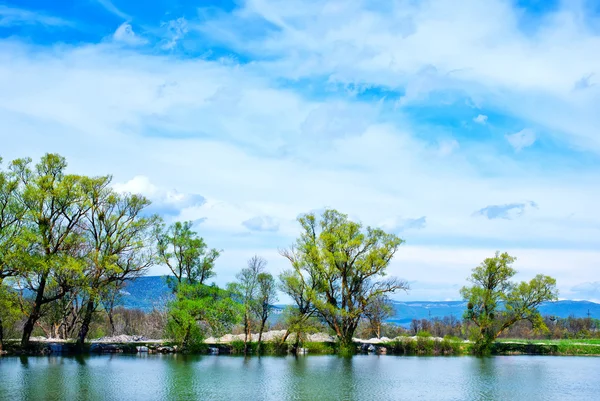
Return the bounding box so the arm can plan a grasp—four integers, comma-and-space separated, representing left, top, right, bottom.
495, 338, 600, 356
3, 338, 599, 357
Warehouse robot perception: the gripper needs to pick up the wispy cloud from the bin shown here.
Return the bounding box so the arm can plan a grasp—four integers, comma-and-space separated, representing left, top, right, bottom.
505, 129, 536, 152
2, 0, 600, 300
95, 0, 129, 20
242, 216, 280, 232
0, 5, 71, 27
473, 114, 488, 124
113, 22, 147, 46
161, 17, 188, 50
475, 201, 538, 220
113, 176, 205, 217
381, 216, 427, 232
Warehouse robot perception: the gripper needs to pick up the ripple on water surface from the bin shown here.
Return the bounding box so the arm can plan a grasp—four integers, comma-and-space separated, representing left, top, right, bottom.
0, 355, 598, 401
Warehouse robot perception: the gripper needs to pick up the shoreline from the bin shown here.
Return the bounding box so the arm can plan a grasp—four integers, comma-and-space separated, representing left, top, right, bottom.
3, 332, 599, 357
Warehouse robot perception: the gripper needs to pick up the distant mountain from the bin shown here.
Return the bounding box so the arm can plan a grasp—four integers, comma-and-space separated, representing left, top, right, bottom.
121, 276, 600, 325
120, 276, 173, 310
386, 300, 600, 326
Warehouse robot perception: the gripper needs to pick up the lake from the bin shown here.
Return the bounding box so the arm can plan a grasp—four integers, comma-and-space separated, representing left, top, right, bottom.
0, 355, 598, 400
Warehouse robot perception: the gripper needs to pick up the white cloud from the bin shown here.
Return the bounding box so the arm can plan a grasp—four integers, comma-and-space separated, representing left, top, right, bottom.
161, 18, 188, 50
380, 216, 427, 233
113, 176, 205, 216
113, 22, 147, 46
95, 0, 130, 20
437, 139, 459, 156
2, 1, 600, 300
242, 215, 280, 232
473, 114, 488, 124
0, 5, 71, 27
196, 0, 600, 151
505, 128, 536, 151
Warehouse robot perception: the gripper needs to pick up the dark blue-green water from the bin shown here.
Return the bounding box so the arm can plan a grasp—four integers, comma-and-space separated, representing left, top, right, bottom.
0, 355, 598, 400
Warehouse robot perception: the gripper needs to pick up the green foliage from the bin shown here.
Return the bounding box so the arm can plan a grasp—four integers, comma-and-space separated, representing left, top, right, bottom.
304, 341, 336, 354
157, 221, 221, 286
416, 330, 432, 338
230, 339, 246, 354
280, 209, 409, 350
167, 282, 242, 350
0, 282, 22, 347
461, 251, 558, 355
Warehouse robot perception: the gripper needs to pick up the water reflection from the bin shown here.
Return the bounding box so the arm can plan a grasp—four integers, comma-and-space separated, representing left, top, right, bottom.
0, 355, 598, 401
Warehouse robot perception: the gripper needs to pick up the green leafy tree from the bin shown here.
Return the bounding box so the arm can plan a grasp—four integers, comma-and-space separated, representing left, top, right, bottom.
281, 209, 409, 354
229, 255, 265, 355
0, 283, 21, 351
363, 294, 394, 339
0, 157, 26, 350
156, 221, 220, 287
460, 251, 559, 355
278, 268, 319, 351
166, 283, 241, 351
253, 271, 278, 354
75, 181, 159, 348
11, 154, 96, 347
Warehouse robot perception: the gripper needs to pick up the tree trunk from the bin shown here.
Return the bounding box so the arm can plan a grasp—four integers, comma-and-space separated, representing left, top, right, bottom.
338, 334, 355, 356
0, 316, 4, 352
108, 310, 115, 336
257, 317, 267, 355
21, 273, 48, 347
281, 329, 290, 342
76, 299, 95, 349
243, 312, 250, 355
292, 330, 302, 355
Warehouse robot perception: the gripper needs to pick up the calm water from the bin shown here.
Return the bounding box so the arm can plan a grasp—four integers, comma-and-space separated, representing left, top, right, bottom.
0, 355, 598, 400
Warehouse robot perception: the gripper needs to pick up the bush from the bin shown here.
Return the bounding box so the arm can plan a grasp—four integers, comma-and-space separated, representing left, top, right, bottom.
230, 340, 247, 354
304, 342, 335, 354
259, 340, 289, 355
416, 336, 434, 354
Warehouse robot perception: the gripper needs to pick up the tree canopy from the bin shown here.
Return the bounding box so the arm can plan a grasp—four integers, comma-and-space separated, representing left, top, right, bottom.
461, 251, 558, 354
280, 209, 409, 353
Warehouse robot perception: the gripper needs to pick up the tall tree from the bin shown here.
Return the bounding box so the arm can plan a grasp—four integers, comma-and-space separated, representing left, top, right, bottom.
12, 154, 95, 347
461, 251, 558, 354
281, 209, 409, 354
230, 255, 265, 355
253, 271, 278, 354
75, 181, 158, 348
0, 158, 26, 350
156, 221, 220, 286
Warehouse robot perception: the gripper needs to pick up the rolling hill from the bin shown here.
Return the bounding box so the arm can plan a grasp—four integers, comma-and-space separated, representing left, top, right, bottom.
120, 276, 600, 325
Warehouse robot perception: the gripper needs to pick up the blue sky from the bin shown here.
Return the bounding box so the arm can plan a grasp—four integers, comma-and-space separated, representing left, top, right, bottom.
1, 0, 600, 302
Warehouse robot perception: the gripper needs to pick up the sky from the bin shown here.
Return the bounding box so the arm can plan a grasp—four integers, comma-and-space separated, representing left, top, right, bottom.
1, 0, 600, 302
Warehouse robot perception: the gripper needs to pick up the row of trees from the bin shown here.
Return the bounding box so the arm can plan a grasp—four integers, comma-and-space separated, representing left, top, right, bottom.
0, 154, 560, 355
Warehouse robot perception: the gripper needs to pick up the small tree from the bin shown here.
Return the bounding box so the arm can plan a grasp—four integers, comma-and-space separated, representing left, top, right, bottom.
460, 251, 558, 354
363, 295, 394, 339
156, 221, 220, 287
278, 264, 319, 352
254, 272, 278, 354
281, 209, 409, 354
229, 255, 265, 355
166, 283, 241, 351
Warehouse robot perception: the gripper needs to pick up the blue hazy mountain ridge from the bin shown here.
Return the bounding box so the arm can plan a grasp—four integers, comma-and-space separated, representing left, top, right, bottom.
121, 276, 600, 324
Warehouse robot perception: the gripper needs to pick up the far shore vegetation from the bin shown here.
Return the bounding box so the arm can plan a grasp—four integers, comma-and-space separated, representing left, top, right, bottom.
1, 154, 598, 357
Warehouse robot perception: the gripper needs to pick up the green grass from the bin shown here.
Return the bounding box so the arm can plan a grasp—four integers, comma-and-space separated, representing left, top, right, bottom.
494, 338, 600, 355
